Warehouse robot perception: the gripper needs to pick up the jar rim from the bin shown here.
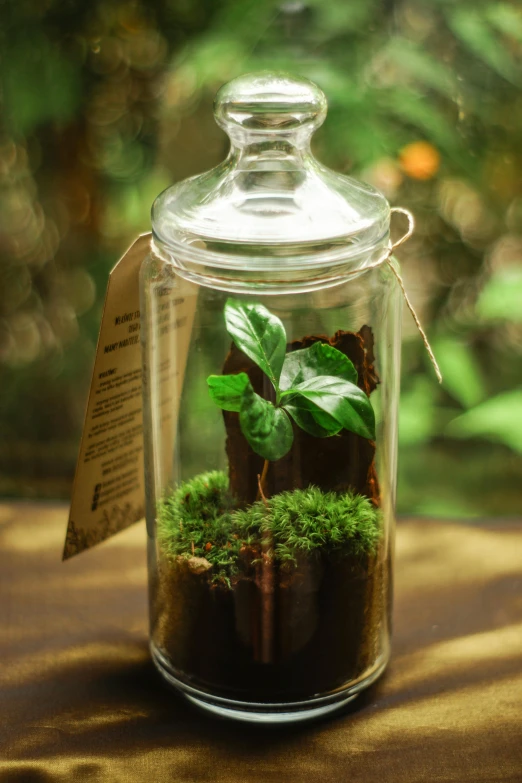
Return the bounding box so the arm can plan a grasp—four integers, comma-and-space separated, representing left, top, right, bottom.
151, 222, 390, 274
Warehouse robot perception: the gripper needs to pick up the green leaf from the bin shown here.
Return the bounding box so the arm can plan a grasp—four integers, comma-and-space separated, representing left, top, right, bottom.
399, 376, 437, 447
447, 7, 519, 85
280, 341, 358, 390
224, 300, 286, 389
207, 372, 251, 412
283, 375, 376, 440
446, 389, 522, 454
486, 4, 522, 45
239, 383, 293, 461
382, 38, 458, 100
432, 337, 485, 409
379, 88, 459, 153
284, 397, 343, 438
476, 268, 522, 323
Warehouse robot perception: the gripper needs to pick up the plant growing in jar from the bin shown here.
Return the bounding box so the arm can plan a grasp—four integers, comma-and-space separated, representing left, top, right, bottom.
154, 299, 386, 696
207, 299, 376, 488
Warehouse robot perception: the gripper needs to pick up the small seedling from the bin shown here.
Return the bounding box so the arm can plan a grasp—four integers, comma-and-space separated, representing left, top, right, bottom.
207, 300, 375, 461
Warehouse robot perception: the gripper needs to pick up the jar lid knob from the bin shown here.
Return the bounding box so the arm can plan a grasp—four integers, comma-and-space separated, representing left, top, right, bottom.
214, 71, 327, 141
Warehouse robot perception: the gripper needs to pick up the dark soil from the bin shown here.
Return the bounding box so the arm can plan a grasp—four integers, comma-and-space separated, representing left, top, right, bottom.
151, 546, 391, 702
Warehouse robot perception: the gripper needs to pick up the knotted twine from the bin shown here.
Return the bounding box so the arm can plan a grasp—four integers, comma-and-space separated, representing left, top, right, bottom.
360, 206, 442, 384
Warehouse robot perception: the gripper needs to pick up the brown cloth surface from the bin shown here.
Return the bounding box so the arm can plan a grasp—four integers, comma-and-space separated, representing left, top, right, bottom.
1, 502, 522, 783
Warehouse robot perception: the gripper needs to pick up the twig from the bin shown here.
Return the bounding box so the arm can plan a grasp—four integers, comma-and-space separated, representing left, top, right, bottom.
256, 459, 273, 662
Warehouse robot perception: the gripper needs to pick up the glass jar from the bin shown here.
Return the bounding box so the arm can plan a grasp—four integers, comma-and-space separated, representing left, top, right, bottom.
140, 72, 401, 723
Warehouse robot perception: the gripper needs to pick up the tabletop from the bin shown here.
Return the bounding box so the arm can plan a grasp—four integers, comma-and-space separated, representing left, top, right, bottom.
1, 502, 522, 783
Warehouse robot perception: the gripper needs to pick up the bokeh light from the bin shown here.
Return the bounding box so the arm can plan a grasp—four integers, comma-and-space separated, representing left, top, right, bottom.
1, 0, 521, 515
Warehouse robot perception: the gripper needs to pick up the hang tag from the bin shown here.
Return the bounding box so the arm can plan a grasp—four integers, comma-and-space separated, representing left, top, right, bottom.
63, 235, 150, 559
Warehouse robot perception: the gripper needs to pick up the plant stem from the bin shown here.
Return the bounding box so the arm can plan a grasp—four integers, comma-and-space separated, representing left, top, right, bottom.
257, 459, 270, 502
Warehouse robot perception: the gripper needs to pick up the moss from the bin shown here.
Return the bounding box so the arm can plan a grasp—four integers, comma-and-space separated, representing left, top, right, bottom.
157, 470, 381, 584
157, 471, 243, 584
234, 486, 381, 562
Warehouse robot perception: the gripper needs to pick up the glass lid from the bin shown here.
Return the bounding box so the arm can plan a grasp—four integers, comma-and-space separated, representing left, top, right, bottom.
152, 71, 390, 265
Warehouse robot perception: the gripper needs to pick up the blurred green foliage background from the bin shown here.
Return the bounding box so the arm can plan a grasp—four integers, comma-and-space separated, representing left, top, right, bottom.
1, 0, 521, 517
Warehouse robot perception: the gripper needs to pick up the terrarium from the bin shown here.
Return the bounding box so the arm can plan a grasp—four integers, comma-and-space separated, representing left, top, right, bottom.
140, 72, 401, 723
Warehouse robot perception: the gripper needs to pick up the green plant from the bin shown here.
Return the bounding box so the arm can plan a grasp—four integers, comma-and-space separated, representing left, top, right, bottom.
157, 470, 381, 583
207, 300, 375, 462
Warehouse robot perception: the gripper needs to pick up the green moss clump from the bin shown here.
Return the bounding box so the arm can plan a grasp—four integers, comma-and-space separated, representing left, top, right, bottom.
233, 487, 381, 563
157, 471, 243, 583
157, 470, 381, 584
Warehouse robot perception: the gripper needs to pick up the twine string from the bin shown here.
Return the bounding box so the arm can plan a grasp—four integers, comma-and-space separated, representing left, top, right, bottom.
362, 206, 442, 384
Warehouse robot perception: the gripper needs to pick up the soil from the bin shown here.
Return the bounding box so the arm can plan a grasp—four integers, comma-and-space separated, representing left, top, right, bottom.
153, 326, 391, 703
151, 546, 391, 702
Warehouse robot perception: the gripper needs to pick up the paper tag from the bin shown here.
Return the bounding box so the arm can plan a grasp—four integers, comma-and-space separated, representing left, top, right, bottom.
63, 234, 150, 559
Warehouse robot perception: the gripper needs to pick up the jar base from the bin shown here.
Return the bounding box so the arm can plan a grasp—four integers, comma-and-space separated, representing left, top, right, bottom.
150, 642, 388, 724
183, 690, 358, 723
